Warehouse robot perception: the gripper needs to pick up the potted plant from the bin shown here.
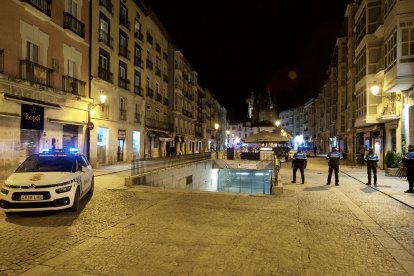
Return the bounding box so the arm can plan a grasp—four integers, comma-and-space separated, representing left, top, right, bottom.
384, 150, 401, 176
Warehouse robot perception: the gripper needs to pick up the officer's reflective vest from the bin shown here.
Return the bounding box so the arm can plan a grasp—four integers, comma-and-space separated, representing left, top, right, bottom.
365, 153, 379, 167
405, 151, 414, 168
292, 152, 307, 167
326, 151, 342, 166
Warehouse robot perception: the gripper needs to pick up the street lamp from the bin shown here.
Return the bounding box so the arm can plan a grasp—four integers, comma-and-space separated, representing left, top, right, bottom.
214, 123, 219, 159
87, 93, 107, 160
226, 130, 230, 148
275, 120, 280, 128
370, 83, 401, 101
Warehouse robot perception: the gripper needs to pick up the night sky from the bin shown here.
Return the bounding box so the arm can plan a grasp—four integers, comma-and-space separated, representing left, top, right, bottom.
146, 0, 350, 121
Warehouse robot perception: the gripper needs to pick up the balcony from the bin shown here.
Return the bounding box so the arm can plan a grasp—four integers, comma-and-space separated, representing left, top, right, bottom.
146, 59, 153, 70
98, 66, 113, 83
156, 93, 162, 102
0, 49, 3, 73
20, 59, 53, 88
155, 43, 161, 54
163, 52, 168, 61
146, 87, 154, 98
134, 57, 143, 68
99, 30, 114, 49
118, 47, 130, 60
145, 117, 173, 131
134, 86, 143, 96
20, 0, 51, 16
182, 109, 193, 118
134, 31, 144, 41
63, 12, 85, 38
146, 32, 153, 45
134, 112, 141, 123
62, 76, 86, 97
163, 97, 168, 106
119, 16, 130, 30
378, 101, 399, 122
119, 109, 126, 121
155, 67, 161, 77
163, 74, 168, 82
99, 0, 113, 14
118, 77, 130, 90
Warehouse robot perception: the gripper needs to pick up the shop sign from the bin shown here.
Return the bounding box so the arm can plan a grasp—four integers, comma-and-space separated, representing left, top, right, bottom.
21, 104, 44, 130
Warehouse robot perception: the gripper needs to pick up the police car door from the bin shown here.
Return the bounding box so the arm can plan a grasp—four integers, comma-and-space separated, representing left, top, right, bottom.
77, 155, 90, 195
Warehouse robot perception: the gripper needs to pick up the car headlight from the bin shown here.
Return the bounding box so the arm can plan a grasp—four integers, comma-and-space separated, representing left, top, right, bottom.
55, 185, 72, 194
1, 187, 9, 195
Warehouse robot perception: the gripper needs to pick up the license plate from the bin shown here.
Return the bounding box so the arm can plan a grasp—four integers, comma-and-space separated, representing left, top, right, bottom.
21, 194, 43, 201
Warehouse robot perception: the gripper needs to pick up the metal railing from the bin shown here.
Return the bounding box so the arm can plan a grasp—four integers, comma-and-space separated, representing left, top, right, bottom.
99, 30, 114, 49
21, 0, 51, 16
98, 67, 113, 83
99, 0, 113, 14
20, 59, 53, 87
63, 12, 85, 38
62, 76, 86, 96
131, 152, 211, 176
118, 77, 130, 90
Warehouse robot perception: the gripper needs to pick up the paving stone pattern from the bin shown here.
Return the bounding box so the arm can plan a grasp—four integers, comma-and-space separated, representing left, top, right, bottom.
0, 158, 413, 275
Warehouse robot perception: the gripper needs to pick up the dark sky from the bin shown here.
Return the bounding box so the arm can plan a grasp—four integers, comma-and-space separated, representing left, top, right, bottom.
145, 0, 350, 121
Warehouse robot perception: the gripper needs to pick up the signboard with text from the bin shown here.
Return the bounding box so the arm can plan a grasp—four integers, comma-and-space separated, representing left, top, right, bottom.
21, 104, 44, 130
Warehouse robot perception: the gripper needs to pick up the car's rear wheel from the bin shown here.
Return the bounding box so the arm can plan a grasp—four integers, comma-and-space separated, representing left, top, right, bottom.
88, 177, 94, 195
69, 188, 80, 212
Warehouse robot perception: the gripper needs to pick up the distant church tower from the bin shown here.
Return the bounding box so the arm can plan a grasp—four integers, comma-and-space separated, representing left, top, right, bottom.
246, 88, 278, 125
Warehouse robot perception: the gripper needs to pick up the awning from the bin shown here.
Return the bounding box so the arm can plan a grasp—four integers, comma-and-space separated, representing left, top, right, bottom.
3, 93, 61, 109
147, 130, 173, 140
47, 118, 86, 126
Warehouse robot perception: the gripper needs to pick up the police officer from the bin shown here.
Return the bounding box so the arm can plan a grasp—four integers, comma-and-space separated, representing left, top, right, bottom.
326, 146, 343, 186
364, 148, 379, 186
404, 145, 414, 193
291, 148, 307, 184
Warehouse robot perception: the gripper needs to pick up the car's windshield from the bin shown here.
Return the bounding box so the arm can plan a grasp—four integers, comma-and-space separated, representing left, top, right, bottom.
15, 154, 75, 173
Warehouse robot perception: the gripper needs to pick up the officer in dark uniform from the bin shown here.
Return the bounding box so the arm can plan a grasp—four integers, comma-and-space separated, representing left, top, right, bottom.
365, 148, 379, 186
404, 145, 414, 193
326, 146, 343, 186
291, 148, 307, 184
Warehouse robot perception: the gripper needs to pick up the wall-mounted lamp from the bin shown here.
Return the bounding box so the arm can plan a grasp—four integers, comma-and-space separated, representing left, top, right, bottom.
370, 83, 401, 101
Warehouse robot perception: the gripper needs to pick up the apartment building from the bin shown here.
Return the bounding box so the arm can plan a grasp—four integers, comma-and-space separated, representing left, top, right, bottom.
0, 0, 90, 179
279, 109, 294, 135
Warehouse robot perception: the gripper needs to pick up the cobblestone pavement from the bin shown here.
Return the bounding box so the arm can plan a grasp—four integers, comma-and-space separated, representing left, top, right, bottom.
0, 158, 413, 275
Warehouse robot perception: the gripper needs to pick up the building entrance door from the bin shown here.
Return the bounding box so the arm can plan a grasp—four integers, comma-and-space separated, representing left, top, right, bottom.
117, 139, 125, 161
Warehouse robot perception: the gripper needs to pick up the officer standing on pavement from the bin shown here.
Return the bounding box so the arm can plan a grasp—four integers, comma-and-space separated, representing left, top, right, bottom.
291, 148, 307, 184
404, 145, 414, 193
364, 148, 379, 186
326, 146, 343, 186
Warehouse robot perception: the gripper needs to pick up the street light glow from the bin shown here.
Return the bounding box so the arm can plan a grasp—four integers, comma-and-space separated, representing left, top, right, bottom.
214, 123, 219, 130
370, 84, 380, 96
99, 94, 107, 104
275, 120, 280, 127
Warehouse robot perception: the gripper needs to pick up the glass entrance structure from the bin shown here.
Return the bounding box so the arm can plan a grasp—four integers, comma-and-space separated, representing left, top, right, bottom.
217, 169, 272, 194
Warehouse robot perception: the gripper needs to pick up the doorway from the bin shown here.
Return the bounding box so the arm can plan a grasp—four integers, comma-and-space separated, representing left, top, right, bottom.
117, 139, 125, 161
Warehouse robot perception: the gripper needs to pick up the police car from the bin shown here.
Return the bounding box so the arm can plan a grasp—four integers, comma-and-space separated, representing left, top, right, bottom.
0, 148, 94, 216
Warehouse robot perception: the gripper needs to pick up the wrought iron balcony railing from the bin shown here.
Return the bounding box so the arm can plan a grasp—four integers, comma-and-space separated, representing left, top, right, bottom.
99, 0, 113, 14
146, 87, 154, 98
119, 16, 130, 30
134, 86, 143, 96
98, 66, 113, 83
134, 57, 143, 68
118, 77, 130, 90
62, 76, 86, 96
63, 12, 85, 38
21, 0, 51, 16
156, 93, 162, 102
146, 59, 153, 70
119, 109, 127, 120
155, 67, 161, 77
145, 117, 173, 131
99, 30, 114, 49
134, 31, 144, 41
118, 47, 130, 60
20, 59, 53, 87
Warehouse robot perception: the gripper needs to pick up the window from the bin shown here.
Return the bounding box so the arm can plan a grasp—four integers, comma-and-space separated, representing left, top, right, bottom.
385, 0, 396, 18
119, 4, 129, 29
134, 44, 142, 67
146, 105, 151, 119
355, 9, 366, 46
355, 47, 366, 83
99, 49, 109, 70
119, 31, 128, 58
119, 61, 127, 79
401, 25, 414, 59
27, 42, 39, 63
134, 20, 141, 37
99, 14, 110, 46
134, 70, 141, 94
385, 29, 397, 71
67, 0, 78, 18
355, 87, 366, 119
67, 59, 76, 78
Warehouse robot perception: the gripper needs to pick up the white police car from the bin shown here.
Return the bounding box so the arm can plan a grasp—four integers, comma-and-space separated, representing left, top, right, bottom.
0, 148, 94, 216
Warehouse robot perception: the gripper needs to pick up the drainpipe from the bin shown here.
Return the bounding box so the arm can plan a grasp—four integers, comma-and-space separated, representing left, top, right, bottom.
86, 0, 92, 160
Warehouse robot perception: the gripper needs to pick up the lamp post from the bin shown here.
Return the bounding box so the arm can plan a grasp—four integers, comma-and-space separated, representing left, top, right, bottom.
226, 130, 230, 148
87, 93, 107, 160
214, 123, 219, 159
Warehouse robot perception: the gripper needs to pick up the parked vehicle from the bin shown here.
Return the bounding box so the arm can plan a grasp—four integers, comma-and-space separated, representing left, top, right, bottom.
0, 148, 94, 216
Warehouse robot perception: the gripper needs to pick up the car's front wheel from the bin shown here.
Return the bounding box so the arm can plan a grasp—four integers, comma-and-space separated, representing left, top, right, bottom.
88, 177, 94, 195
69, 188, 80, 212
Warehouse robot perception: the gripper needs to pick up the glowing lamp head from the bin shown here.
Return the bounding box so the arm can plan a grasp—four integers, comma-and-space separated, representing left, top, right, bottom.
370, 85, 380, 96
99, 94, 107, 104
214, 123, 219, 130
